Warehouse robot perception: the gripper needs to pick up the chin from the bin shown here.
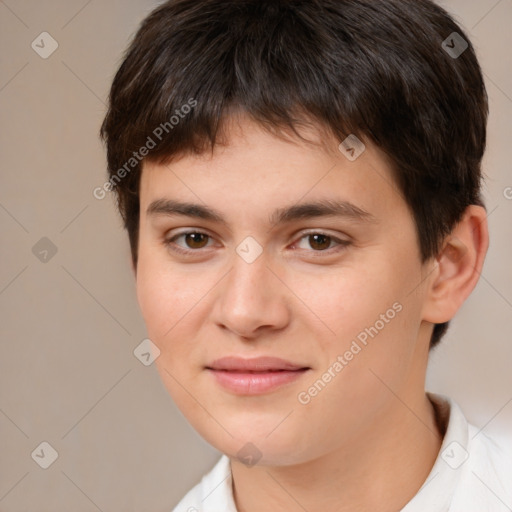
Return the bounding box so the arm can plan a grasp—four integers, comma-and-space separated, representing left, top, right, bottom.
192, 415, 312, 466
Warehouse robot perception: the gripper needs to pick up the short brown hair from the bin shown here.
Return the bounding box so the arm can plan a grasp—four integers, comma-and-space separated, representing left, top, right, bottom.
100, 0, 488, 348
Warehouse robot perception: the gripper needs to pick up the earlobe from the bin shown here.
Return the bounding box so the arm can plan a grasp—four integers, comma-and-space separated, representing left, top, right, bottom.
422, 205, 489, 324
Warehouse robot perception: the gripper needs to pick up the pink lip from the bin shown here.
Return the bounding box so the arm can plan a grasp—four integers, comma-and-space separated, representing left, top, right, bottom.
206, 356, 310, 395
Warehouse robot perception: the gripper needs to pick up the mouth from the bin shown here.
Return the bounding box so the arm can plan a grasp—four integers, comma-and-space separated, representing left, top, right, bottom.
205, 356, 311, 395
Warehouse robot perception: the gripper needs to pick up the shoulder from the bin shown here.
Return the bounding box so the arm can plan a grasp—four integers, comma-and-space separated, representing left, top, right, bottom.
171, 455, 237, 512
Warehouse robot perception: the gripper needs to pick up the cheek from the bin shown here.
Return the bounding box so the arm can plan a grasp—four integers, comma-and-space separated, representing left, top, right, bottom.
136, 264, 173, 339
288, 253, 424, 386
135, 253, 207, 404
287, 264, 423, 444
287, 260, 409, 342
135, 250, 198, 343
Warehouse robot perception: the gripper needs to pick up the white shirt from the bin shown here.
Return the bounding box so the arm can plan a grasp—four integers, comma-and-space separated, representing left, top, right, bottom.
172, 392, 512, 511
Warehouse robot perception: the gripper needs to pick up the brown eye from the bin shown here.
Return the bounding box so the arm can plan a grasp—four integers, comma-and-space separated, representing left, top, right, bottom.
183, 232, 210, 249
307, 234, 332, 251
293, 231, 351, 255
164, 231, 214, 254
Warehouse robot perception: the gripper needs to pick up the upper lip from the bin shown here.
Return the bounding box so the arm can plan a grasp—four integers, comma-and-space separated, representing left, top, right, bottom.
206, 356, 309, 372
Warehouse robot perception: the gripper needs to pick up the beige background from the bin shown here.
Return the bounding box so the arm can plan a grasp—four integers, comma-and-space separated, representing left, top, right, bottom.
0, 1, 511, 510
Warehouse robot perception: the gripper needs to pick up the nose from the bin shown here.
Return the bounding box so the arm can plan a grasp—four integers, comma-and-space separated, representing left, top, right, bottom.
212, 250, 291, 340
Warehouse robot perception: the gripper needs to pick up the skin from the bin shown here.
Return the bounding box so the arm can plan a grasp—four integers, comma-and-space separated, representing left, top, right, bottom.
134, 114, 488, 512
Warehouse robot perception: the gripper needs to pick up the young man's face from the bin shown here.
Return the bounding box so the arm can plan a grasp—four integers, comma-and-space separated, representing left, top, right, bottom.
136, 115, 435, 465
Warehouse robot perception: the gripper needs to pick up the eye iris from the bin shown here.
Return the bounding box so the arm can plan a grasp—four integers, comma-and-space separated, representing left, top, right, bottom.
185, 233, 209, 249
309, 234, 331, 251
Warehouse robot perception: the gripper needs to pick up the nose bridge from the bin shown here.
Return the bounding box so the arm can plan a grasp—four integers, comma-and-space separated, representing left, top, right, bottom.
225, 247, 275, 307
214, 244, 289, 336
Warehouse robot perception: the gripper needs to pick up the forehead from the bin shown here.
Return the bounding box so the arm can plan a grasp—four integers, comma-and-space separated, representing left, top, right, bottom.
138, 115, 406, 226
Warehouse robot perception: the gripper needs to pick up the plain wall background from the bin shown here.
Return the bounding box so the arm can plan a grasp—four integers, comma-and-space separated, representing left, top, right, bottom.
0, 1, 511, 510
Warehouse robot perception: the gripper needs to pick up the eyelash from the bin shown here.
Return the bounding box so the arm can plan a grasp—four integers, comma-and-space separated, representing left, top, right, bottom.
163, 230, 351, 257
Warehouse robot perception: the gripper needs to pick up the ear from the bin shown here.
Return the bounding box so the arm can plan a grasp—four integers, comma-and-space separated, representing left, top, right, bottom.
421, 205, 489, 324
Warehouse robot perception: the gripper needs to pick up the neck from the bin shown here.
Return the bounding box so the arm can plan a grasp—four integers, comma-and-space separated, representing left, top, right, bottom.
230, 391, 442, 512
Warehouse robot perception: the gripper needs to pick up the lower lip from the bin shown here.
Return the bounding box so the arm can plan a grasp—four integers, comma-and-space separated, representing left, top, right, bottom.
207, 369, 308, 395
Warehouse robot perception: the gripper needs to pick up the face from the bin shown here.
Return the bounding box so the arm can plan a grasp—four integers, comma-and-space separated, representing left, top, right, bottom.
136, 115, 434, 465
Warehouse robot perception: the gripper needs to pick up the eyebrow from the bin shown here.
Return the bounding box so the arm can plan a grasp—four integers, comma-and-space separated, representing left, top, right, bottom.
146, 198, 376, 226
